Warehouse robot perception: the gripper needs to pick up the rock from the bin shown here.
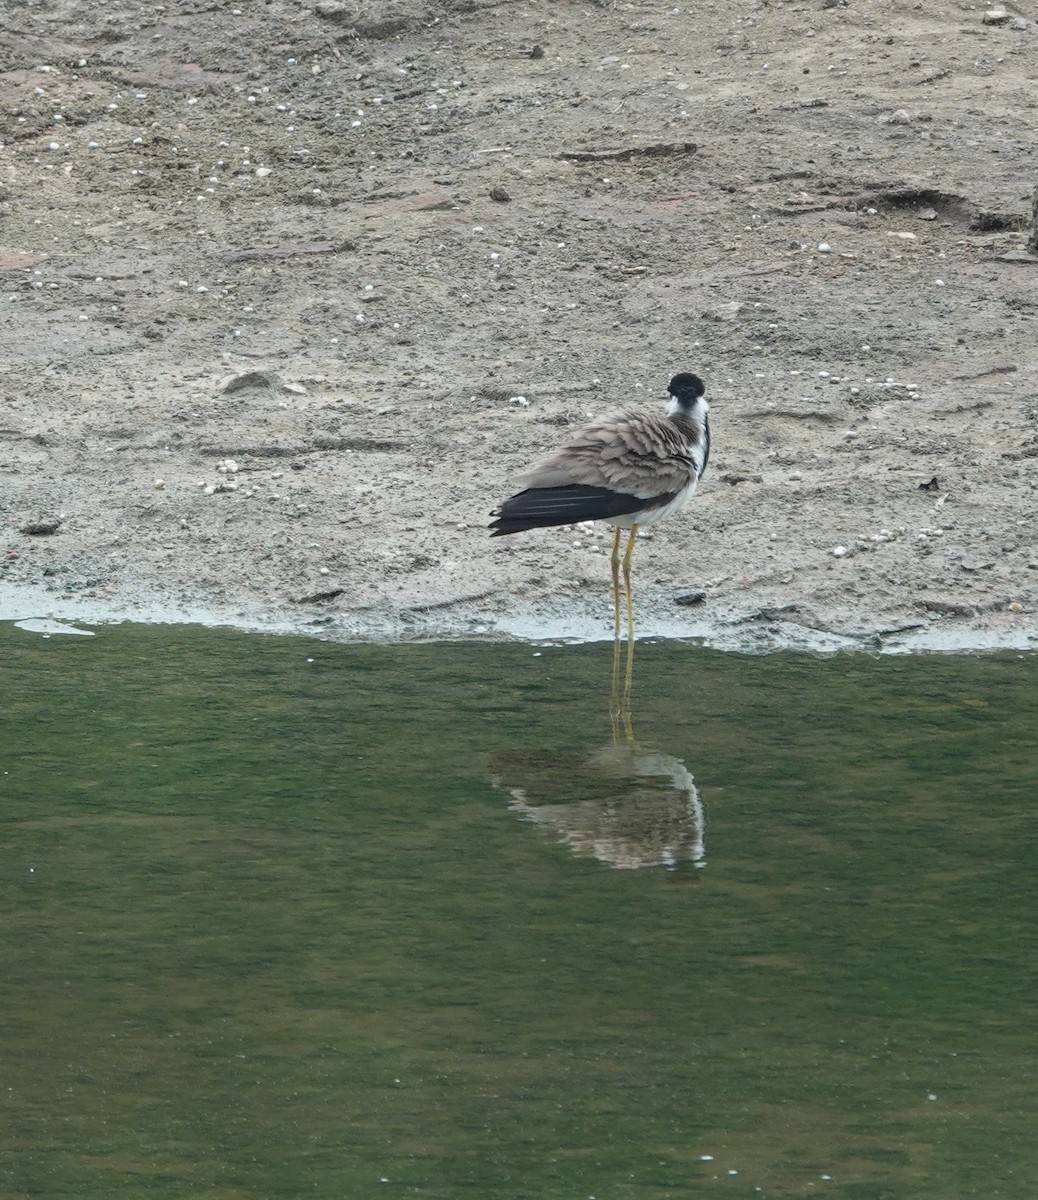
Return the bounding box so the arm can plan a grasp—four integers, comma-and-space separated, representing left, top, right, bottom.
982, 7, 1009, 24
489, 186, 511, 202
221, 371, 280, 394
20, 519, 61, 535
703, 300, 743, 322
314, 1, 351, 18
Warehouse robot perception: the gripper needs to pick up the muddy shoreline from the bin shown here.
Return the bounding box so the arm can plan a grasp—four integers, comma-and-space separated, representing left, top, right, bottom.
2, 0, 1037, 653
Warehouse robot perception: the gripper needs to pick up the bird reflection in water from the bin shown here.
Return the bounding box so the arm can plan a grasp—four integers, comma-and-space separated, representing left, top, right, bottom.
492, 675, 705, 871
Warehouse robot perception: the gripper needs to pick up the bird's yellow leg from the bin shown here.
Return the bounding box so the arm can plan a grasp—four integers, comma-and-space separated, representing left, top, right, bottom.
622, 526, 638, 701
610, 526, 623, 708
610, 526, 622, 639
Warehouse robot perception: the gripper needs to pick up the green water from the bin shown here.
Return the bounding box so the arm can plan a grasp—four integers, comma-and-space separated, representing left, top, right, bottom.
2, 624, 1037, 1199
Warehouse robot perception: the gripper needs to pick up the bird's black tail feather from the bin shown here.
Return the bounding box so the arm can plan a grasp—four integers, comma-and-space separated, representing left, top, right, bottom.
489, 484, 645, 536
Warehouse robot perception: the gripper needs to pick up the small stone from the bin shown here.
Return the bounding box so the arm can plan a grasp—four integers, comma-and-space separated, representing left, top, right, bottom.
916, 208, 938, 221
704, 300, 743, 321
831, 545, 848, 558
489, 186, 511, 202
982, 7, 1008, 24
674, 590, 707, 607
817, 242, 831, 252
1008, 601, 1024, 613
887, 108, 912, 125
154, 479, 166, 490
20, 519, 61, 536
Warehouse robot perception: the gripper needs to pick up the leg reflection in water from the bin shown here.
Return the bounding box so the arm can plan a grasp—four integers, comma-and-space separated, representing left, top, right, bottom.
492, 652, 705, 870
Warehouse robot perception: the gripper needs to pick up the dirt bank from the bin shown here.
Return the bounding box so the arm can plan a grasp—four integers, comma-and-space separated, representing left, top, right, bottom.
2, 0, 1037, 651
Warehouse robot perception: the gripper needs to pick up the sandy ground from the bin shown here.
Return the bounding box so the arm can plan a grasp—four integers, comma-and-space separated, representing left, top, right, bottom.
2, 0, 1037, 651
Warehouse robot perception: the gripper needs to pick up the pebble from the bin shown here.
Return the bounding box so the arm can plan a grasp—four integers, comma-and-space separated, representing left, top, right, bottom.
674, 590, 707, 607
982, 7, 1008, 23
831, 545, 848, 558
887, 108, 912, 125
1008, 601, 1023, 613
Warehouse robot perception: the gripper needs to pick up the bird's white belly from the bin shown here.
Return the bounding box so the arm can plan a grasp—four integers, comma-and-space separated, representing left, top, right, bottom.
604, 481, 697, 530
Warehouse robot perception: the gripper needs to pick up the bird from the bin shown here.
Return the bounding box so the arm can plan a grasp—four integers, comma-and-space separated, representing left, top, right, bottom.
489, 372, 711, 697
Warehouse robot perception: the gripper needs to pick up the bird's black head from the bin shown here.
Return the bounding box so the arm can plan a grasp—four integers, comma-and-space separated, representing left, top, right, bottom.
668, 373, 705, 402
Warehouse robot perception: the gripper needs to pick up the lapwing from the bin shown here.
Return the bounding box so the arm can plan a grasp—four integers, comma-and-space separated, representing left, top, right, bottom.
490, 372, 711, 692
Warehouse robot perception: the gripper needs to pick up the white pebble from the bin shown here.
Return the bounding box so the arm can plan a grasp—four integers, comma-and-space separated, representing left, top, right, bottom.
831, 545, 848, 558
817, 242, 831, 253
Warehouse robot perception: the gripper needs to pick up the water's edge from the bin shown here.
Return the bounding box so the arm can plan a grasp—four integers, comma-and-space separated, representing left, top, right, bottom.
2, 580, 1035, 654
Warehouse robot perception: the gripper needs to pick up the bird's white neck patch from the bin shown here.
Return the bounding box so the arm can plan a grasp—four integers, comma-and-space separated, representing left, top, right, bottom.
666, 395, 709, 423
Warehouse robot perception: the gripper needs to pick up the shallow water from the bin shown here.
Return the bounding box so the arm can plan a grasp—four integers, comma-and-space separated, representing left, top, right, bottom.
3, 623, 1037, 1199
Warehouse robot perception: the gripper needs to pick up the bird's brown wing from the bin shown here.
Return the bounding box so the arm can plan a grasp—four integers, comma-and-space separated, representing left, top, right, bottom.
515, 411, 696, 499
